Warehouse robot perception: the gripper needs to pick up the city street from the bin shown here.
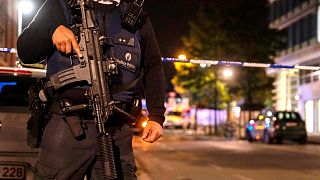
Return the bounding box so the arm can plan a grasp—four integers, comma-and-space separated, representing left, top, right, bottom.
1, 122, 320, 180
134, 130, 320, 180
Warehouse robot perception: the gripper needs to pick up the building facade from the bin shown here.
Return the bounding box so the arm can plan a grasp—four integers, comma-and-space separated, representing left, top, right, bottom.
0, 0, 18, 67
269, 0, 320, 135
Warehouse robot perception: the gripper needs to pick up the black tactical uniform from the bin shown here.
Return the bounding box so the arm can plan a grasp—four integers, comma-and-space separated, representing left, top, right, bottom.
17, 0, 166, 179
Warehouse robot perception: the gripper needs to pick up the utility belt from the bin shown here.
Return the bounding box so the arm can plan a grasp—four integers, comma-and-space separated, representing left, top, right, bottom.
47, 88, 141, 120
44, 87, 141, 139
27, 79, 142, 146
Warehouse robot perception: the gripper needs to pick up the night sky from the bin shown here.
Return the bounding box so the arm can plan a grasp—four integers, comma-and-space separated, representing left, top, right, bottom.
143, 0, 210, 58
143, 0, 210, 91
144, 0, 200, 58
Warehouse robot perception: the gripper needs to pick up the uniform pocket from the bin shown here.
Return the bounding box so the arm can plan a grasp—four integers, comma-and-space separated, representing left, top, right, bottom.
34, 162, 59, 179
112, 33, 141, 73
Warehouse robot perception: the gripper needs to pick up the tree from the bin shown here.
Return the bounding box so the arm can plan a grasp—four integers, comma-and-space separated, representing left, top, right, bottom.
173, 0, 283, 108
172, 63, 230, 109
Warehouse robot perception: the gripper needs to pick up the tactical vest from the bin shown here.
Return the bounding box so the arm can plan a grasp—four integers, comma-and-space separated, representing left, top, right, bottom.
47, 0, 142, 102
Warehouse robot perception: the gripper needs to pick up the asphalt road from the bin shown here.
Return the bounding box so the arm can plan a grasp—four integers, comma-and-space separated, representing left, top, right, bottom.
2, 114, 320, 180
133, 130, 320, 180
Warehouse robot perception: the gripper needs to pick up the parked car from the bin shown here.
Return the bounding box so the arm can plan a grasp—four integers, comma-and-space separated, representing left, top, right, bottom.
0, 66, 46, 179
163, 111, 185, 129
263, 111, 307, 144
245, 114, 266, 142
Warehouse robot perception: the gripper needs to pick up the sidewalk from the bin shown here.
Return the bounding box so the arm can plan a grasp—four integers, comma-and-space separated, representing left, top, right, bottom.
191, 134, 320, 144
307, 134, 320, 144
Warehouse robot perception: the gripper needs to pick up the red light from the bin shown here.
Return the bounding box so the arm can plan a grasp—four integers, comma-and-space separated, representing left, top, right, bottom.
0, 69, 32, 76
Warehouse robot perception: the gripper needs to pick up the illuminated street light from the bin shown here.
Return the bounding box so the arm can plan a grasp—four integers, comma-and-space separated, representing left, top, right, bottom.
177, 54, 187, 60
17, 0, 34, 35
18, 0, 34, 14
200, 63, 207, 68
223, 68, 233, 78
212, 68, 233, 136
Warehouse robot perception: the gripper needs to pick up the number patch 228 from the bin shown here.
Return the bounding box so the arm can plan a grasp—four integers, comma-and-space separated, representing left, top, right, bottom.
0, 165, 25, 179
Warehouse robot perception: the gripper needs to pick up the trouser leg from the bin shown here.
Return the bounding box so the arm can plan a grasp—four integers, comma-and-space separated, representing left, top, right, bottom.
89, 121, 137, 180
111, 122, 137, 180
33, 114, 97, 180
33, 113, 136, 180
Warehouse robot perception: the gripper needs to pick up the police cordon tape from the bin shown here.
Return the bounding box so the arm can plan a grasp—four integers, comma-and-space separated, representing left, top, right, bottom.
2, 47, 320, 71
161, 57, 320, 71
0, 47, 17, 54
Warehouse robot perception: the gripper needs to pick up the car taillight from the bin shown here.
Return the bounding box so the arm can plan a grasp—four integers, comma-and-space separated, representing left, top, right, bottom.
0, 69, 32, 76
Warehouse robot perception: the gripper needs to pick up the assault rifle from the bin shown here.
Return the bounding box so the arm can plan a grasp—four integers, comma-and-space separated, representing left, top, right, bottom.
76, 0, 117, 179
46, 0, 136, 179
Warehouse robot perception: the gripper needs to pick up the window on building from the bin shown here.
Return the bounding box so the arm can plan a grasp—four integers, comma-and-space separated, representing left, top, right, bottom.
293, 0, 301, 10
300, 70, 310, 84
309, 12, 317, 40
283, 12, 317, 52
287, 0, 293, 12
299, 61, 320, 85
271, 1, 318, 53
288, 26, 293, 48
314, 74, 319, 82
280, 0, 287, 17
275, 0, 280, 19
270, 2, 275, 22
293, 22, 301, 47
301, 17, 309, 43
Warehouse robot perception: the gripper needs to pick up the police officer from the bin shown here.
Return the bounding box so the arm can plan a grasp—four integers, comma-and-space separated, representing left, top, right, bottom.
17, 0, 166, 179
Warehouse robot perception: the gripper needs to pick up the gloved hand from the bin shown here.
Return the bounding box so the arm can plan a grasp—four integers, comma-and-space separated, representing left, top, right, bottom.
52, 25, 82, 57
142, 121, 163, 143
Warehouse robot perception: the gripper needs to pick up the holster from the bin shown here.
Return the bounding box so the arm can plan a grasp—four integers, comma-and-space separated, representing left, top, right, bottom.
64, 115, 86, 140
48, 99, 86, 141
129, 98, 142, 120
115, 97, 142, 124
27, 78, 50, 148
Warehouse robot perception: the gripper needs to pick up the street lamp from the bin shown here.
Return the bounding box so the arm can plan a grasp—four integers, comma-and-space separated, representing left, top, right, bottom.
177, 54, 187, 60
223, 68, 233, 78
17, 0, 34, 35
200, 63, 207, 68
213, 68, 233, 136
